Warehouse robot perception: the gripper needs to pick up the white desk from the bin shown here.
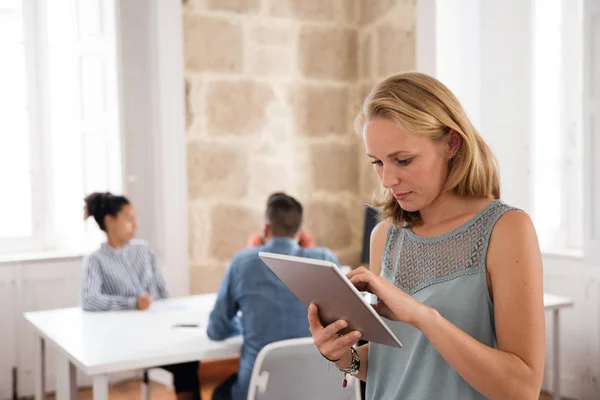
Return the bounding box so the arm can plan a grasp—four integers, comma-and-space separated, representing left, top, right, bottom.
543, 293, 574, 400
24, 294, 241, 400
25, 293, 574, 400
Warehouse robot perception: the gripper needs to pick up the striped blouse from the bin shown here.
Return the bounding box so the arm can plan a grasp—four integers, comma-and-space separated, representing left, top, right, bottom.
80, 239, 168, 311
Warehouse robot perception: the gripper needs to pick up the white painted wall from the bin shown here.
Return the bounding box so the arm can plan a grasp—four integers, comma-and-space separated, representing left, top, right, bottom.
418, 0, 533, 213
0, 267, 17, 399
542, 256, 600, 399
117, 0, 189, 298
415, 0, 437, 78
435, 0, 482, 130
479, 0, 534, 213
583, 0, 600, 265
0, 258, 137, 397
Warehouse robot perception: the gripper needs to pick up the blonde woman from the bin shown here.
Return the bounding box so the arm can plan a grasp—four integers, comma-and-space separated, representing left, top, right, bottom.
308, 73, 545, 399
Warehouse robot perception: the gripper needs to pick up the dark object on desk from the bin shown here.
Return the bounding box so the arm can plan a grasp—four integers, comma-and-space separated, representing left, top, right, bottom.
359, 205, 380, 398
360, 205, 381, 266
172, 324, 199, 328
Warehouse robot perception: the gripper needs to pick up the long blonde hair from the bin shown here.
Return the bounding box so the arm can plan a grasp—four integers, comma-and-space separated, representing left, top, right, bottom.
355, 72, 500, 227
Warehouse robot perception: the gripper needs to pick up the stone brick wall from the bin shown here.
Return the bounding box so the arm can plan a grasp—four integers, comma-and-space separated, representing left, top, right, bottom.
357, 0, 416, 197
183, 0, 415, 293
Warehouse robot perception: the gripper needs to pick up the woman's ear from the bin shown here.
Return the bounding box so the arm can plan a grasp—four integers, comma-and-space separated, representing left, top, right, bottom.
447, 129, 463, 159
104, 214, 114, 231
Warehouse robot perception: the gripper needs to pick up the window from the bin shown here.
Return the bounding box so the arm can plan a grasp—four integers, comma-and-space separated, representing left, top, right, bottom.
531, 0, 584, 252
0, 0, 122, 255
0, 0, 41, 251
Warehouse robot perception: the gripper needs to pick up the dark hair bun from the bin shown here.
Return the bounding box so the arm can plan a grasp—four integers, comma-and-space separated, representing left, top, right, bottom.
84, 192, 103, 220
83, 192, 130, 232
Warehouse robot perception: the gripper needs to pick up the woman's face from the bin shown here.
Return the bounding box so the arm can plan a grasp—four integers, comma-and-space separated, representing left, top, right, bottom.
363, 118, 453, 212
105, 204, 137, 242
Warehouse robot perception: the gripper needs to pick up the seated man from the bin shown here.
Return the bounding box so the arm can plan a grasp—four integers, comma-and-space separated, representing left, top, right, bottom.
207, 193, 339, 400
247, 192, 315, 248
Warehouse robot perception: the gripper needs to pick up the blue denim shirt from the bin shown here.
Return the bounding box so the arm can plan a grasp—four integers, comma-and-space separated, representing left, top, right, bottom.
206, 237, 339, 400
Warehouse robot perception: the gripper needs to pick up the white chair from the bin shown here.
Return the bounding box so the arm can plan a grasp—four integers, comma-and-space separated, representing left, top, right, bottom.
247, 337, 362, 400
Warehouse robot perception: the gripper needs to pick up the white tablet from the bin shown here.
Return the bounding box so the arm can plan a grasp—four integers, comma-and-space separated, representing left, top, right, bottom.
258, 252, 403, 348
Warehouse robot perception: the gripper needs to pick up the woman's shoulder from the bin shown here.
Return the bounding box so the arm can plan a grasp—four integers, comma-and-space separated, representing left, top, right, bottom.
83, 247, 105, 269
485, 203, 541, 287
490, 205, 533, 238
370, 219, 394, 255
464, 198, 525, 233
487, 204, 537, 264
128, 239, 153, 253
372, 219, 392, 240
485, 199, 530, 232
84, 248, 101, 262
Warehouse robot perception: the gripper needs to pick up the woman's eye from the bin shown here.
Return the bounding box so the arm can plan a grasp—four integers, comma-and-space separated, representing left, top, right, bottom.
396, 158, 412, 166
370, 160, 383, 166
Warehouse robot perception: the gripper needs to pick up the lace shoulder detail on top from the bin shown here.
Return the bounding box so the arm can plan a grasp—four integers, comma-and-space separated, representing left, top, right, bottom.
382, 200, 517, 294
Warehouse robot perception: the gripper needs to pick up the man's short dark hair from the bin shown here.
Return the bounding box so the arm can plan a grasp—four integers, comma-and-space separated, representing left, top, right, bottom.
266, 193, 303, 237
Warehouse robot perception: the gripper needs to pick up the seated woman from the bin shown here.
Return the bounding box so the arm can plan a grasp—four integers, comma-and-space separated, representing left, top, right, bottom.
79, 192, 200, 400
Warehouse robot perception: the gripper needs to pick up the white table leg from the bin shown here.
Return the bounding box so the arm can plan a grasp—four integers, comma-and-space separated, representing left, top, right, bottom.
55, 353, 77, 400
34, 336, 45, 400
553, 309, 560, 400
93, 374, 109, 400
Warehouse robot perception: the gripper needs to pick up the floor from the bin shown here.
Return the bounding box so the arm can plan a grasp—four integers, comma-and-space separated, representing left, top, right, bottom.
44, 380, 563, 400
41, 356, 563, 400
47, 379, 213, 400
45, 358, 239, 400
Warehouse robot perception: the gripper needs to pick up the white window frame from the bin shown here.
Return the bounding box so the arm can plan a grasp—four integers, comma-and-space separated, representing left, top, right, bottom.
560, 0, 584, 251
0, 0, 48, 254
0, 0, 123, 256
531, 0, 584, 254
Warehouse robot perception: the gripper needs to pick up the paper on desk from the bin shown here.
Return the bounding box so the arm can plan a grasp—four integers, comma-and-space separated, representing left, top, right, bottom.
340, 265, 352, 275
361, 292, 376, 304
148, 303, 189, 312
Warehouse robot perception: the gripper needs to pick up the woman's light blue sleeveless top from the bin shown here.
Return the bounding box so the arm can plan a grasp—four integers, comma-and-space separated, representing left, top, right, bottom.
367, 200, 516, 400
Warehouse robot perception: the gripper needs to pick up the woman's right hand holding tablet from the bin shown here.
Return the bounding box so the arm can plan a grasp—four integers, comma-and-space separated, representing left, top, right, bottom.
308, 303, 362, 366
